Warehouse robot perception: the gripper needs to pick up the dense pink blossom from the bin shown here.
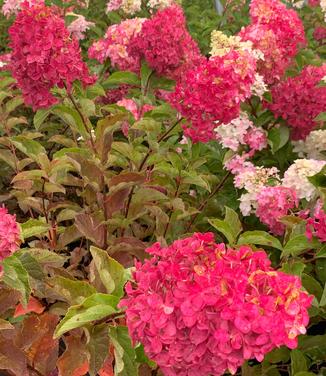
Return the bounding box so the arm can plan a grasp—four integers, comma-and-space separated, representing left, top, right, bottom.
128, 5, 202, 80
169, 50, 256, 143
256, 186, 298, 235
9, 3, 95, 110
308, 0, 320, 6
267, 64, 326, 140
240, 0, 306, 84
88, 18, 144, 72
120, 233, 312, 376
313, 26, 326, 41
0, 206, 20, 275
306, 202, 326, 242
2, 0, 42, 18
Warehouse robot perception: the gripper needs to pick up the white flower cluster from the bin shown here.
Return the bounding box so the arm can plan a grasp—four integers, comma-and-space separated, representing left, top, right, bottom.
107, 0, 141, 14
282, 159, 326, 201
293, 130, 326, 160
251, 73, 268, 98
321, 0, 326, 22
215, 114, 252, 151
147, 0, 175, 9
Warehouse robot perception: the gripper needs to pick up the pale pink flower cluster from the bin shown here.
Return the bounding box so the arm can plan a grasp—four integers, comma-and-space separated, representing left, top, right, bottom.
306, 201, 326, 242
1, 0, 42, 17
215, 113, 267, 152
120, 233, 312, 376
106, 0, 141, 14
256, 186, 298, 235
67, 14, 94, 40
0, 206, 20, 275
88, 18, 145, 71
282, 159, 326, 201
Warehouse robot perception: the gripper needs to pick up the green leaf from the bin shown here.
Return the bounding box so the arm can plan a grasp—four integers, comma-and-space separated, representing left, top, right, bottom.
54, 293, 119, 338
265, 347, 290, 364
316, 259, 326, 284
141, 61, 153, 94
2, 254, 31, 306
301, 273, 323, 301
208, 208, 242, 246
20, 219, 50, 240
282, 235, 320, 258
208, 218, 235, 244
109, 326, 139, 376
0, 77, 16, 89
291, 350, 307, 376
88, 324, 110, 376
51, 276, 97, 305
314, 112, 326, 122
268, 125, 290, 153
52, 104, 88, 139
320, 283, 326, 307
11, 136, 46, 160
316, 245, 326, 258
102, 71, 140, 88
90, 246, 126, 298
281, 261, 305, 277
17, 252, 45, 281
308, 166, 326, 188
34, 109, 51, 130
5, 96, 24, 113
237, 231, 283, 250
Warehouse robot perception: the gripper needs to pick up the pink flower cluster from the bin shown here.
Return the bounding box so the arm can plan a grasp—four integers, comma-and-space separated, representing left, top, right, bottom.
67, 15, 94, 40
313, 26, 326, 41
88, 18, 145, 72
306, 202, 326, 242
169, 50, 256, 143
256, 186, 298, 235
267, 64, 326, 140
9, 3, 95, 110
239, 0, 306, 84
128, 5, 203, 80
120, 233, 312, 376
0, 206, 20, 275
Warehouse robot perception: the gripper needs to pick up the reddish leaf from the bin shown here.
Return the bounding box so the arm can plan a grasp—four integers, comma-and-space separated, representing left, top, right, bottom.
98, 353, 114, 376
57, 333, 90, 376
15, 313, 59, 375
75, 213, 106, 248
0, 283, 20, 315
14, 296, 45, 317
0, 333, 29, 376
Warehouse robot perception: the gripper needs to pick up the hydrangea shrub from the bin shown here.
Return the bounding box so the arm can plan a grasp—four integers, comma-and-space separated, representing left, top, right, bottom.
0, 0, 325, 375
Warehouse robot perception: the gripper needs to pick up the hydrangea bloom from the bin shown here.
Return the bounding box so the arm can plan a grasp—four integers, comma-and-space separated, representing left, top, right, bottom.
306, 202, 326, 242
215, 114, 267, 152
313, 26, 326, 41
120, 233, 312, 376
267, 64, 326, 140
0, 53, 11, 71
106, 0, 141, 14
9, 3, 95, 110
2, 0, 41, 17
128, 5, 202, 80
282, 159, 326, 201
239, 0, 306, 84
147, 0, 175, 9
88, 18, 145, 72
0, 206, 20, 275
292, 130, 326, 159
67, 14, 94, 40
170, 50, 256, 143
256, 186, 298, 235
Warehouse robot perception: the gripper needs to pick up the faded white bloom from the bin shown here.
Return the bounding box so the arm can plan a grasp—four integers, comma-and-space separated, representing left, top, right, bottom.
68, 15, 94, 40
321, 0, 326, 22
282, 159, 326, 201
106, 0, 141, 14
235, 166, 280, 193
147, 0, 175, 9
292, 130, 326, 160
251, 73, 268, 98
239, 192, 257, 216
215, 114, 251, 151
